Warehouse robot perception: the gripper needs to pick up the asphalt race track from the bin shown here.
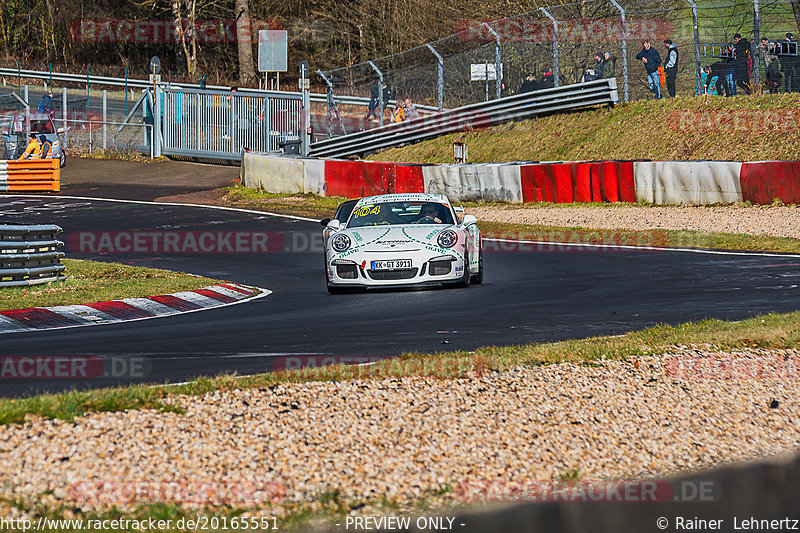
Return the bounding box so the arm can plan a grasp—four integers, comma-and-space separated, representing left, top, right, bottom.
3, 195, 800, 397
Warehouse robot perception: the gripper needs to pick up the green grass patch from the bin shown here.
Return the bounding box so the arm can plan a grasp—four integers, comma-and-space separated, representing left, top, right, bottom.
478, 220, 800, 254
0, 258, 214, 311
368, 94, 800, 164
224, 185, 347, 220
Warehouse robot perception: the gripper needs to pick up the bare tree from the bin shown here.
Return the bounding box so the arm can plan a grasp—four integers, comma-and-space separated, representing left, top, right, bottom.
235, 0, 257, 86
792, 1, 800, 34
172, 0, 198, 79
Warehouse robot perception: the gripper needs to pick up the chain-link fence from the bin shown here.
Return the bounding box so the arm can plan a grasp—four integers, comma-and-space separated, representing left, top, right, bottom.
318, 0, 800, 124
1, 82, 152, 158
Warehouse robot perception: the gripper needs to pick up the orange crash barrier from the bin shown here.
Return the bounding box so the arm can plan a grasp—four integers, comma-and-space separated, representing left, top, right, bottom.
0, 159, 61, 192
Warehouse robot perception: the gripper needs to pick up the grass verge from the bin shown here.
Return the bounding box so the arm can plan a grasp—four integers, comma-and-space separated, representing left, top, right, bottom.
222, 186, 800, 254
2, 309, 799, 426
224, 185, 347, 220
0, 258, 214, 311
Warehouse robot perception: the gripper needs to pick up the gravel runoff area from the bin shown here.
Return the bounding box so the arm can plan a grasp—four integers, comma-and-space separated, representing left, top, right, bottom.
467, 204, 800, 239
0, 346, 799, 519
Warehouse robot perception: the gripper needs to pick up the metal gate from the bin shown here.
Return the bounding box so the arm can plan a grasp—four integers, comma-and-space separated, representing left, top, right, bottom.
154, 86, 302, 160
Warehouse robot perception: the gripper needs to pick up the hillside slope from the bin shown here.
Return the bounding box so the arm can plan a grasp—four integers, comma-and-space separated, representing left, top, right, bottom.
370, 94, 800, 163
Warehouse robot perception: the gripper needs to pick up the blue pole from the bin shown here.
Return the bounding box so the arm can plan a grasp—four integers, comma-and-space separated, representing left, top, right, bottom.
86, 65, 90, 112
49, 62, 52, 91
125, 66, 128, 115
17, 60, 20, 95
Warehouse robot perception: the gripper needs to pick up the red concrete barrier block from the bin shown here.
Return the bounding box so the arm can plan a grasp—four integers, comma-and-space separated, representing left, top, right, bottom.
324, 160, 393, 198
740, 162, 800, 205
393, 164, 425, 194
520, 163, 574, 203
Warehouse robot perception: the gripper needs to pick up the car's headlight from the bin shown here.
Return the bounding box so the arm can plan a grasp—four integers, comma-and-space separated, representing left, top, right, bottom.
331, 233, 351, 252
437, 230, 458, 248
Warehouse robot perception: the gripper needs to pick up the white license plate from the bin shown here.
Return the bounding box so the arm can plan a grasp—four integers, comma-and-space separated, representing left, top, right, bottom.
371, 259, 412, 270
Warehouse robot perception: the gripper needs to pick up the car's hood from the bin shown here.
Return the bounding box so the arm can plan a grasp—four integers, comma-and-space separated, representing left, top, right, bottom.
345, 225, 452, 252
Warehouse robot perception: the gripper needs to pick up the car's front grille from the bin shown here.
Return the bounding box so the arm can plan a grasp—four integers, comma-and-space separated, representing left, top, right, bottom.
367, 268, 418, 280
428, 260, 452, 276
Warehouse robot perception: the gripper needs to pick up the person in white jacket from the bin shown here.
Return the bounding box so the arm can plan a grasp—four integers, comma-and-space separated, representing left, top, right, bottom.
663, 39, 679, 97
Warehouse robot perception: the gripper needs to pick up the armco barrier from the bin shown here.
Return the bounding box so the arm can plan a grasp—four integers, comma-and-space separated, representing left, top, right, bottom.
422, 163, 523, 203
634, 161, 743, 204
0, 159, 61, 192
740, 161, 800, 205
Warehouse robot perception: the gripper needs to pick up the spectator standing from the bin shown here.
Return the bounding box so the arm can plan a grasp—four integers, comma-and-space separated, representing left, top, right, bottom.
663, 40, 679, 97
38, 134, 52, 158
391, 102, 405, 123
518, 73, 538, 93
761, 37, 782, 93
540, 71, 555, 89
403, 99, 420, 120
635, 40, 662, 99
18, 132, 41, 160
593, 53, 604, 80
36, 91, 54, 115
381, 82, 394, 119
602, 52, 616, 79
780, 33, 799, 93
721, 44, 737, 95
732, 34, 752, 94
365, 79, 380, 121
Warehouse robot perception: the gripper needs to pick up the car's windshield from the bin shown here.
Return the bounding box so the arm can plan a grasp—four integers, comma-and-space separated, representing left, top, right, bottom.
347, 201, 454, 228
30, 119, 54, 134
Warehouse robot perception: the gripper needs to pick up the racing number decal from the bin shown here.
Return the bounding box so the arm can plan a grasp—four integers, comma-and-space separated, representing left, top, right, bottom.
354, 205, 381, 218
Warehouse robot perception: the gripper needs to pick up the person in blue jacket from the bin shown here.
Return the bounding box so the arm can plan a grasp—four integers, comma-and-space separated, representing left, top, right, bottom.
635, 40, 662, 99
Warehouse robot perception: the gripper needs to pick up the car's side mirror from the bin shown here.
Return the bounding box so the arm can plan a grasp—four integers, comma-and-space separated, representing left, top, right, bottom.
56, 127, 65, 134
326, 219, 341, 230
462, 215, 477, 227
320, 218, 331, 227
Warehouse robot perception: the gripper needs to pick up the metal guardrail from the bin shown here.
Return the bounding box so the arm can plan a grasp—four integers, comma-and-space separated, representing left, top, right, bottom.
0, 67, 439, 113
309, 78, 619, 159
0, 224, 66, 287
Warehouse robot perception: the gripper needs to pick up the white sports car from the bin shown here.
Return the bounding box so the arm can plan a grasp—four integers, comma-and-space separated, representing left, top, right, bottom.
320, 193, 482, 293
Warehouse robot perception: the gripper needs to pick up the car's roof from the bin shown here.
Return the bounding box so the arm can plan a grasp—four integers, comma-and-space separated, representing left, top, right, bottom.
355, 193, 450, 207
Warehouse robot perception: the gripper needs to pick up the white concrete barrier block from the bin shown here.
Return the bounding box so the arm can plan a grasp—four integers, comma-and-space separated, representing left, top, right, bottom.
422, 163, 522, 202
634, 161, 743, 204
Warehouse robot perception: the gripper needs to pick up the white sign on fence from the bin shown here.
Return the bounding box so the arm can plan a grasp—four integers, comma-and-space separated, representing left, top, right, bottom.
470, 63, 503, 81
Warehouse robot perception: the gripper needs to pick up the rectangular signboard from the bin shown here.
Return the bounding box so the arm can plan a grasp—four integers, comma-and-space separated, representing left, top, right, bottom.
258, 30, 288, 72
470, 63, 503, 81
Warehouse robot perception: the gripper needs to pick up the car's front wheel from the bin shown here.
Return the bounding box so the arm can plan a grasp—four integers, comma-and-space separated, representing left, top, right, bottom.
59, 152, 66, 168
456, 251, 471, 288
471, 246, 483, 285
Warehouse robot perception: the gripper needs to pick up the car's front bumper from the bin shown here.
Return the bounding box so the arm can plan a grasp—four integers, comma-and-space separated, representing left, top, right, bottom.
327, 253, 465, 288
